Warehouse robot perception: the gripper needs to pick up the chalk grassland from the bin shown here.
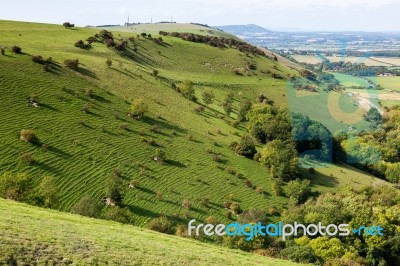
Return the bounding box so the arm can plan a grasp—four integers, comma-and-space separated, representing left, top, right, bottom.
0, 198, 303, 265
0, 20, 378, 228
100, 23, 239, 39
0, 20, 294, 226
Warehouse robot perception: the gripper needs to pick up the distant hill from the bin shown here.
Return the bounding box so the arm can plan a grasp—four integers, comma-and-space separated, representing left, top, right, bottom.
214, 24, 272, 37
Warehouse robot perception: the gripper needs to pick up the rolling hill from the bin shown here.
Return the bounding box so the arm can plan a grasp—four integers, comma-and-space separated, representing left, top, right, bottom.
0, 198, 302, 265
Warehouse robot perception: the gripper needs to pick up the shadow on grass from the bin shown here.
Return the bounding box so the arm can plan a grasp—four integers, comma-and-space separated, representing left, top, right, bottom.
165, 159, 186, 168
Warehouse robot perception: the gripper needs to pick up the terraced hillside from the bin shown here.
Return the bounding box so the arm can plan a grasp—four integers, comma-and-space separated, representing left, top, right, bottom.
0, 20, 377, 229
0, 198, 302, 265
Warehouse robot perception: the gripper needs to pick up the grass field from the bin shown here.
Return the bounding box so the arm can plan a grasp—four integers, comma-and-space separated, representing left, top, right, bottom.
0, 198, 302, 265
100, 23, 238, 39
0, 19, 380, 243
333, 73, 374, 88
0, 20, 297, 226
375, 76, 400, 92
292, 54, 398, 67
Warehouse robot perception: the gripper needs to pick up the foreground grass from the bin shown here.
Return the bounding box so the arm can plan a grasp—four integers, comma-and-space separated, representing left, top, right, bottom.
0, 198, 301, 265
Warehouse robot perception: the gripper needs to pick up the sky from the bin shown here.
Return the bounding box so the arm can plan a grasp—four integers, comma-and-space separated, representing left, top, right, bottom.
1, 0, 400, 32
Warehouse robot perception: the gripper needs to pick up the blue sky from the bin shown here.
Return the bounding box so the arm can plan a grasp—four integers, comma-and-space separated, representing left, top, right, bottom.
1, 0, 399, 31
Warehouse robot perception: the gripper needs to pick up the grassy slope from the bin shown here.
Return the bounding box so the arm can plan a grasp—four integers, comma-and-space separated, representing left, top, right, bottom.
0, 198, 302, 265
101, 23, 239, 39
0, 20, 378, 227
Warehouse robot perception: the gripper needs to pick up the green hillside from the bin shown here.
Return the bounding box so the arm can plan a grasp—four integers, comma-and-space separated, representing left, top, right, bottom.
100, 22, 239, 39
0, 198, 302, 265
0, 20, 378, 226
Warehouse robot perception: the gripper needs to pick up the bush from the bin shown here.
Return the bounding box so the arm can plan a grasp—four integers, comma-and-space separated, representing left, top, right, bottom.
85, 88, 93, 98
71, 195, 102, 218
31, 55, 44, 63
64, 59, 79, 69
63, 22, 74, 28
271, 178, 284, 196
284, 179, 311, 203
39, 175, 59, 208
221, 100, 233, 115
156, 191, 163, 200
74, 40, 91, 49
231, 135, 257, 158
152, 69, 159, 77
180, 80, 196, 101
20, 129, 38, 144
147, 216, 173, 234
202, 90, 215, 105
105, 59, 112, 67
11, 45, 22, 54
106, 175, 123, 206
0, 48, 4, 55
102, 206, 133, 224
182, 199, 191, 210
120, 122, 129, 130
201, 197, 210, 207
130, 98, 148, 120
0, 172, 33, 201
255, 186, 264, 194
153, 149, 166, 163
243, 179, 253, 187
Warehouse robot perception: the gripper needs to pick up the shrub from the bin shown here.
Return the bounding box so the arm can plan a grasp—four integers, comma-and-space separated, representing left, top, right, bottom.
0, 172, 33, 201
153, 149, 166, 163
221, 100, 233, 115
212, 154, 223, 163
201, 197, 210, 207
150, 124, 160, 133
180, 80, 196, 101
194, 106, 205, 113
284, 179, 311, 203
74, 40, 91, 49
11, 45, 22, 54
182, 199, 191, 210
226, 167, 237, 175
31, 55, 44, 63
243, 179, 253, 187
129, 179, 139, 188
255, 186, 264, 194
82, 103, 90, 113
43, 64, 50, 72
206, 215, 216, 225
102, 206, 133, 224
105, 59, 112, 67
130, 98, 148, 120
308, 167, 316, 174
231, 135, 257, 158
39, 175, 59, 208
271, 178, 284, 196
230, 202, 241, 214
64, 59, 79, 69
71, 195, 102, 218
202, 90, 215, 105
141, 33, 147, 38
152, 69, 159, 77
63, 22, 74, 28
148, 216, 173, 234
0, 48, 4, 55
176, 224, 188, 237
20, 129, 38, 143
106, 175, 123, 206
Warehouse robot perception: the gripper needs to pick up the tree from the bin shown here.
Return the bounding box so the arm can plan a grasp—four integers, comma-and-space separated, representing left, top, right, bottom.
102, 206, 133, 224
0, 172, 33, 201
11, 46, 22, 54
259, 139, 299, 181
238, 100, 252, 122
64, 59, 79, 69
71, 195, 102, 218
385, 163, 400, 184
284, 179, 311, 203
39, 176, 59, 208
148, 216, 173, 234
221, 100, 233, 115
63, 22, 75, 28
180, 80, 196, 101
230, 135, 257, 158
202, 90, 215, 105
106, 175, 123, 206
20, 129, 38, 143
130, 98, 148, 120
105, 59, 112, 67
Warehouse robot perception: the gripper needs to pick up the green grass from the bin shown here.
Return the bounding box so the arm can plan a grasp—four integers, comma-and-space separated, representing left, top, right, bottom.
375, 76, 400, 92
0, 198, 302, 265
101, 23, 239, 39
0, 19, 378, 228
333, 73, 373, 88
0, 20, 294, 226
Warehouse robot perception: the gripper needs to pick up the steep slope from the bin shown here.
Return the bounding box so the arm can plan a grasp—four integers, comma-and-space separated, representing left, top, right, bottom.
0, 198, 302, 265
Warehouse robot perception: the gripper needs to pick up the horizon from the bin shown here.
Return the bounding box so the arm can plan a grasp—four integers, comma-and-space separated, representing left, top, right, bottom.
1, 0, 400, 32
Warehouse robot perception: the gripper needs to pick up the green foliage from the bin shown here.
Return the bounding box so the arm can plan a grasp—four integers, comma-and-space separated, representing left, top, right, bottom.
130, 98, 148, 120
280, 244, 318, 264
230, 135, 257, 158
20, 129, 38, 143
147, 216, 174, 234
271, 178, 284, 196
260, 139, 299, 181
201, 90, 215, 105
0, 172, 33, 201
180, 80, 196, 101
64, 59, 79, 69
102, 206, 133, 224
385, 162, 400, 184
221, 100, 233, 115
105, 59, 112, 67
106, 175, 123, 206
39, 175, 59, 208
71, 195, 102, 218
238, 100, 252, 122
284, 179, 311, 204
